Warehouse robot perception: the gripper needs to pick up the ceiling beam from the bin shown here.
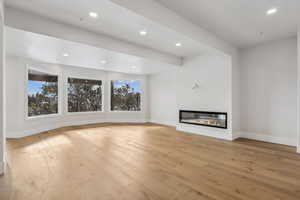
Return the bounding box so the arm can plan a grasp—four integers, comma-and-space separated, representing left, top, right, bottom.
111, 0, 237, 56
4, 6, 182, 66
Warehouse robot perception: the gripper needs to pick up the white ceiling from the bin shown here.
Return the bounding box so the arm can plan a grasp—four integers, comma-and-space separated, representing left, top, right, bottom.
5, 0, 209, 57
156, 0, 300, 48
5, 0, 300, 51
6, 27, 178, 74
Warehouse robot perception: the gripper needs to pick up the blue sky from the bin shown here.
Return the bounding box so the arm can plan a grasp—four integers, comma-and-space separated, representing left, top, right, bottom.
28, 80, 44, 95
113, 80, 141, 93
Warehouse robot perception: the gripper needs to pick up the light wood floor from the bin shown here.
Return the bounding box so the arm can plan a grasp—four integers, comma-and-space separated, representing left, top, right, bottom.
1, 123, 300, 200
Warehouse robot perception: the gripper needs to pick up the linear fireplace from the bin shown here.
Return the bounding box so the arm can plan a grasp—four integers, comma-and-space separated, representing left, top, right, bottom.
179, 110, 227, 129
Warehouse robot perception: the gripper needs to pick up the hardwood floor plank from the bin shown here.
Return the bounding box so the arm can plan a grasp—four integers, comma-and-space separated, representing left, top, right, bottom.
0, 123, 300, 200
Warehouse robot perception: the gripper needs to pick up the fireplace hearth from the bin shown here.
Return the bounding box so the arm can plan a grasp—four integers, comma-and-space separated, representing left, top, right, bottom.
179, 110, 227, 129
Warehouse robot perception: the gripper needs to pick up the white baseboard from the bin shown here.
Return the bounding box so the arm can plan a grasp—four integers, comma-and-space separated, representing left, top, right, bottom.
106, 119, 148, 123
0, 161, 4, 175
8, 124, 65, 138
237, 131, 297, 147
149, 119, 176, 127
7, 119, 148, 138
231, 131, 242, 140
176, 124, 233, 141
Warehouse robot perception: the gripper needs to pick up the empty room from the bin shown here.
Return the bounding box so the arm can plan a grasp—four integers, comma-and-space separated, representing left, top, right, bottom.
1, 0, 300, 199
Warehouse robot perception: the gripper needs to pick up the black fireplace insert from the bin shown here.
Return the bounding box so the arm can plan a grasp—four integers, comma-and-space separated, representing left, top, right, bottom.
179, 110, 227, 129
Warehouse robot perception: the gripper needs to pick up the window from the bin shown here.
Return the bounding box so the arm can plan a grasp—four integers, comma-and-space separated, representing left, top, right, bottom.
68, 78, 102, 112
27, 69, 58, 117
111, 80, 141, 111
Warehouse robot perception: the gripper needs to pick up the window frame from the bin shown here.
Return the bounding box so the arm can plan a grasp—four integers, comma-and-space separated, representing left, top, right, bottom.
109, 79, 143, 112
66, 76, 104, 115
25, 66, 62, 120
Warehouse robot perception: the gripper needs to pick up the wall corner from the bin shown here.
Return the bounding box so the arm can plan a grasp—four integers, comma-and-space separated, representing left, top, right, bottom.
0, 0, 5, 175
298, 28, 300, 153
0, 160, 4, 175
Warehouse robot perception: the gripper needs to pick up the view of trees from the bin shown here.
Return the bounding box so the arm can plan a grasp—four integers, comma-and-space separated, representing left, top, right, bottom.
28, 73, 141, 117
68, 78, 102, 112
111, 80, 141, 111
28, 72, 58, 117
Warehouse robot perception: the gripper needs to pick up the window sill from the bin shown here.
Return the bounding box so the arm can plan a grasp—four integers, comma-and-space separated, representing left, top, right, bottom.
66, 111, 104, 116
108, 111, 143, 113
25, 113, 62, 121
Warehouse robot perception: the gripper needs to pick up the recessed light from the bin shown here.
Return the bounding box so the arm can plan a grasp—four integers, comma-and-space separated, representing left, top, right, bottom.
101, 60, 107, 64
266, 8, 277, 15
89, 12, 98, 18
139, 30, 147, 36
63, 53, 69, 57
175, 43, 182, 47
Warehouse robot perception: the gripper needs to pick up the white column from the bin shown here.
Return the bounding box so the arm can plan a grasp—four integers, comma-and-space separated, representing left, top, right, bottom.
0, 0, 5, 174
297, 28, 300, 153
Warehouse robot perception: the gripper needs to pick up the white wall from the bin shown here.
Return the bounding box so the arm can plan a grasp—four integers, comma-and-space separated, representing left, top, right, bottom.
240, 37, 298, 146
149, 69, 177, 126
297, 28, 300, 153
6, 56, 149, 138
231, 51, 240, 138
0, 0, 5, 175
177, 54, 230, 114
176, 53, 232, 140
149, 53, 233, 140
